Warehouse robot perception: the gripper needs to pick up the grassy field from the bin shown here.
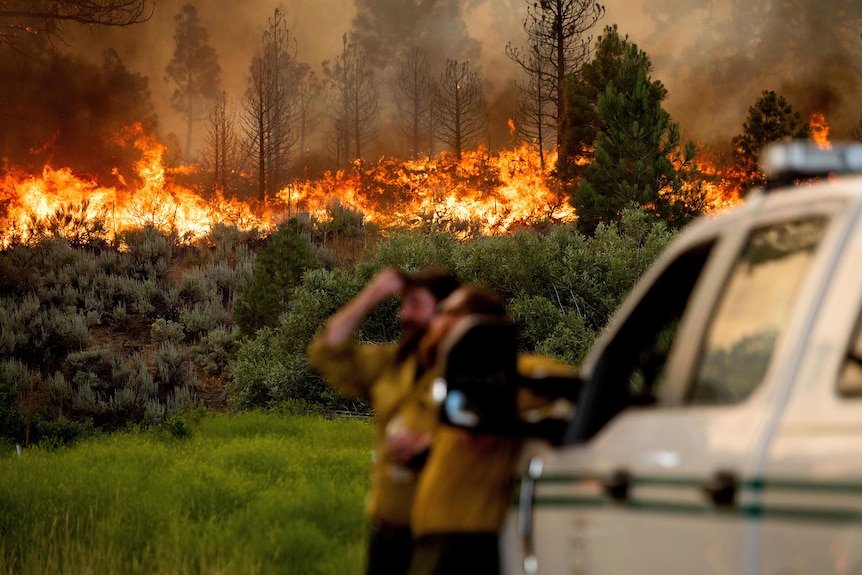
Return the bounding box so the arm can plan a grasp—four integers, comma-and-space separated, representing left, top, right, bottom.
0, 410, 375, 575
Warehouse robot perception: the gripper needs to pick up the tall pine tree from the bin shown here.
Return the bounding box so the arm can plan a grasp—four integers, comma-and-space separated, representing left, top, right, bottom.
727, 90, 811, 197
570, 29, 702, 235
557, 24, 628, 181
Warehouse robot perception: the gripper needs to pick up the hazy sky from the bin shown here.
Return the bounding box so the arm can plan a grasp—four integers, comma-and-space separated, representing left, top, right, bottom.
64, 0, 862, 155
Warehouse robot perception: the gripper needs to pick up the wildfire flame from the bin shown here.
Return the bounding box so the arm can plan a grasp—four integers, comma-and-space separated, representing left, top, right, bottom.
0, 115, 836, 249
277, 144, 573, 237
810, 113, 831, 150
0, 123, 266, 248
0, 126, 576, 248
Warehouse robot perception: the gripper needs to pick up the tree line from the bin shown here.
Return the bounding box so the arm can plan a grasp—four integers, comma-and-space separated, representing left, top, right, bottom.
0, 0, 844, 237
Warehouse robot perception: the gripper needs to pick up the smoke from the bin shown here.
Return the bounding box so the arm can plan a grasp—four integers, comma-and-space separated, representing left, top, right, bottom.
54, 0, 862, 159
627, 0, 862, 147
65, 1, 356, 148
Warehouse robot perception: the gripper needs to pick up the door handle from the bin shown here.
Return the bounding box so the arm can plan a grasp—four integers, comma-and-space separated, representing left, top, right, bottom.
519, 455, 543, 574
602, 468, 631, 503
702, 470, 737, 507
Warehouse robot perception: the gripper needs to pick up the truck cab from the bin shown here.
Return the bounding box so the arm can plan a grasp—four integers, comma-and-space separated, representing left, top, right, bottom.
503, 142, 862, 574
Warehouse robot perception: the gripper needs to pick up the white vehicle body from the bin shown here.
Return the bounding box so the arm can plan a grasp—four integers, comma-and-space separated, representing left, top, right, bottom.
502, 143, 862, 575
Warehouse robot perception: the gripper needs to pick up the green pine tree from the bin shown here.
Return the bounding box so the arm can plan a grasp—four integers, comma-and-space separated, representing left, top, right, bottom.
728, 90, 811, 197
234, 219, 319, 336
569, 29, 702, 235
557, 24, 629, 181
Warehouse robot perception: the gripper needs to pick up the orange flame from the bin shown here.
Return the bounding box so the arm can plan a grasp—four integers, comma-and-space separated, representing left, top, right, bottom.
4, 123, 779, 250
0, 123, 268, 247
1, 126, 579, 248
277, 144, 573, 237
810, 113, 831, 149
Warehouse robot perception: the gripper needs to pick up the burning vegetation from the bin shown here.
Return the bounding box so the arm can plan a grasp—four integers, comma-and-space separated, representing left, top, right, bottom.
0, 125, 579, 248
0, 111, 836, 250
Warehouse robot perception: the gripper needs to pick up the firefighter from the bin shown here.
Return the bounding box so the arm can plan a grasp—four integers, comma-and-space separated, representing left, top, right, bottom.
307, 267, 459, 575
404, 285, 577, 575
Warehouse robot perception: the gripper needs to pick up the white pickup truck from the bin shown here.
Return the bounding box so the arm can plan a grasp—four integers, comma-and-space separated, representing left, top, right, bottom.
491, 142, 862, 575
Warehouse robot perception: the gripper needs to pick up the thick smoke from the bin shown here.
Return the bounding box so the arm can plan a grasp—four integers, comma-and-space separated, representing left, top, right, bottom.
634, 0, 862, 147
23, 0, 862, 165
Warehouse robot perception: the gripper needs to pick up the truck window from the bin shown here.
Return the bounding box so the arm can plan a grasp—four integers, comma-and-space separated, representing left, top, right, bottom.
687, 217, 828, 405
566, 241, 714, 444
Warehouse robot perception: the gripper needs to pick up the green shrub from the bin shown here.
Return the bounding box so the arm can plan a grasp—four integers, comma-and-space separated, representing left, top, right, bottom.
508, 295, 564, 351
162, 413, 192, 439
150, 318, 186, 344
228, 327, 358, 411
455, 230, 560, 300
119, 225, 173, 280
234, 219, 319, 336
179, 299, 230, 338
536, 309, 597, 366
552, 207, 674, 331
368, 228, 457, 272
30, 415, 97, 449
0, 364, 25, 445
155, 341, 184, 386
210, 222, 260, 264
192, 326, 239, 376
205, 259, 249, 305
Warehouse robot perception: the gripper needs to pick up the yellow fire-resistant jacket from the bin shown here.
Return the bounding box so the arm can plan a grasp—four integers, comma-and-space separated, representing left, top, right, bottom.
307, 336, 439, 527
410, 354, 577, 536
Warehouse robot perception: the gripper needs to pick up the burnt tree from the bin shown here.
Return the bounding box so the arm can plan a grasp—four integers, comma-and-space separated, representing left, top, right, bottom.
322, 35, 379, 166
241, 8, 301, 201
0, 0, 153, 48
507, 0, 605, 152
435, 59, 486, 160
396, 46, 435, 159
204, 91, 241, 194
165, 3, 221, 159
508, 18, 555, 168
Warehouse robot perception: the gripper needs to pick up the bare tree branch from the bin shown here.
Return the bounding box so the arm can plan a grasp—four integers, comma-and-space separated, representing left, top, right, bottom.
0, 0, 153, 27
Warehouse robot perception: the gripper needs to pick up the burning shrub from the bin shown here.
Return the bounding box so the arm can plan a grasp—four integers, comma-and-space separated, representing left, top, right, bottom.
40, 201, 112, 250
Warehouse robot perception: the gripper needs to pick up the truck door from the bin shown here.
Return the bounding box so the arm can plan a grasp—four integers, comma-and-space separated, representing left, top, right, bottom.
759, 201, 862, 574
510, 213, 832, 575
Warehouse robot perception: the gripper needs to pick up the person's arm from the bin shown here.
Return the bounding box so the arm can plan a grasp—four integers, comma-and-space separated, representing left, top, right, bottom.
319, 267, 405, 346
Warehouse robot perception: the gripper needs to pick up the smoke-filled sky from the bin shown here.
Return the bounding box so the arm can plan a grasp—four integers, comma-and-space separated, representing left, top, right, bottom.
64, 0, 862, 156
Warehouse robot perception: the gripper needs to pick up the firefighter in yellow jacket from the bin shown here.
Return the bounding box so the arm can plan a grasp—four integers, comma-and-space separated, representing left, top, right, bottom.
307, 267, 459, 575
401, 285, 578, 575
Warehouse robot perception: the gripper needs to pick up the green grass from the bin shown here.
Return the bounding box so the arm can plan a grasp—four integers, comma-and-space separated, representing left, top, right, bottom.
0, 410, 374, 575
